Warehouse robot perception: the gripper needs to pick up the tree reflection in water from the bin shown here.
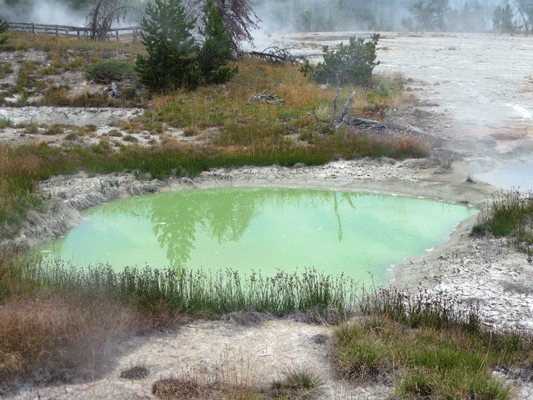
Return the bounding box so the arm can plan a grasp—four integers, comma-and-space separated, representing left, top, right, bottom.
148, 188, 355, 268
35, 187, 476, 287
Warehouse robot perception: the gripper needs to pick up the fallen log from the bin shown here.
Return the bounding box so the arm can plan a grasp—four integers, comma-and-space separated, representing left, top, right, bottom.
341, 115, 446, 143
247, 46, 305, 64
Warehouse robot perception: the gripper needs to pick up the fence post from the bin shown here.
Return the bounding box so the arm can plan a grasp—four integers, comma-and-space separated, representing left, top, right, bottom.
55, 25, 58, 37
31, 23, 35, 34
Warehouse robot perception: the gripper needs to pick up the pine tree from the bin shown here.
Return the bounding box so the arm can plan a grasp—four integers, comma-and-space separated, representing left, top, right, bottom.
197, 0, 238, 85
502, 4, 515, 32
135, 0, 200, 90
0, 19, 8, 46
188, 0, 260, 52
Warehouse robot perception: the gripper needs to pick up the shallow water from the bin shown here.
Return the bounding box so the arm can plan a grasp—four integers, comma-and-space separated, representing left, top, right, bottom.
475, 163, 533, 192
36, 187, 477, 287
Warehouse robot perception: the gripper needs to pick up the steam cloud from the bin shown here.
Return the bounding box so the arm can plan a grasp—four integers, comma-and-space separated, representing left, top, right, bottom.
0, 0, 87, 26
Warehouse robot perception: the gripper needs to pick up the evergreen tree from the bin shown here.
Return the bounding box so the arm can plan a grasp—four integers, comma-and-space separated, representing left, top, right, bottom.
410, 0, 449, 30
502, 4, 515, 32
0, 19, 8, 46
460, 3, 471, 31
493, 4, 515, 32
135, 0, 200, 90
197, 0, 238, 85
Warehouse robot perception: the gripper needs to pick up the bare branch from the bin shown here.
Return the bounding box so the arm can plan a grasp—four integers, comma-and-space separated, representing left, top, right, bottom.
331, 81, 340, 126
86, 0, 140, 41
188, 0, 260, 51
335, 91, 356, 130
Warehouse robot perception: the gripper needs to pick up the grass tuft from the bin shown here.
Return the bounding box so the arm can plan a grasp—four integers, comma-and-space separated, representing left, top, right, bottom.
472, 190, 533, 257
151, 368, 322, 400
269, 369, 322, 398
331, 289, 528, 399
120, 365, 149, 380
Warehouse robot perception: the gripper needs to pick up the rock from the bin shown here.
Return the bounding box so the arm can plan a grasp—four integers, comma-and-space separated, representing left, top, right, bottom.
0, 107, 145, 127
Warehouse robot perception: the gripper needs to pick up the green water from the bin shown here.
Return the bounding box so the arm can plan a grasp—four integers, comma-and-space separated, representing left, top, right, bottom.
36, 187, 477, 287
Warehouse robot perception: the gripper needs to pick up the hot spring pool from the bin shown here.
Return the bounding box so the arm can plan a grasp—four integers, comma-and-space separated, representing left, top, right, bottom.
36, 187, 477, 287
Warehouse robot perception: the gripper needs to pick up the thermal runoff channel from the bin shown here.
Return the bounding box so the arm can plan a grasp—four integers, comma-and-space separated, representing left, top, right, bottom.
36, 187, 477, 287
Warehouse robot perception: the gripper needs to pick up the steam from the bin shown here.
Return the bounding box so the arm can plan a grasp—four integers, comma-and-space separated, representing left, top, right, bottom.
0, 0, 87, 26
0, 0, 144, 27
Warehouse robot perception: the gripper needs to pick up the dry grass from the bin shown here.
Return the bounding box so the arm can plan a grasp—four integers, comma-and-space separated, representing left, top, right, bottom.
1, 32, 146, 58
0, 292, 139, 394
120, 365, 149, 380
152, 368, 322, 400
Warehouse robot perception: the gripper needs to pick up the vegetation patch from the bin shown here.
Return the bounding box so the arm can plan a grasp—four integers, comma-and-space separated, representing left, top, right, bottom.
0, 250, 353, 394
0, 61, 13, 78
24, 261, 356, 319
0, 248, 140, 395
85, 60, 135, 84
332, 289, 532, 399
120, 365, 149, 380
151, 368, 322, 399
300, 34, 381, 86
472, 190, 533, 258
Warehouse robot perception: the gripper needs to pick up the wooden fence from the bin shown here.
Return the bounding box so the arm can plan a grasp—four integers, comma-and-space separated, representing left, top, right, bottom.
7, 22, 142, 43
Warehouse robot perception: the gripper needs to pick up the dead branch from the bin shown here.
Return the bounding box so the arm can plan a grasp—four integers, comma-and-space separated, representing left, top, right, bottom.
187, 0, 261, 52
247, 46, 305, 64
344, 116, 388, 129
332, 83, 340, 125
343, 115, 434, 138
247, 89, 285, 106
334, 91, 356, 129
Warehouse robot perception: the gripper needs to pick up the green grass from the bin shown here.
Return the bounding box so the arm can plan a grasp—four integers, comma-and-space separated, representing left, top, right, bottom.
0, 130, 427, 239
85, 60, 135, 84
0, 118, 13, 127
331, 289, 532, 399
472, 190, 533, 258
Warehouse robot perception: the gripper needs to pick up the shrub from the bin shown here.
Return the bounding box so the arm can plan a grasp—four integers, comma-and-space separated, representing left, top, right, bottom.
86, 60, 134, 84
300, 34, 380, 86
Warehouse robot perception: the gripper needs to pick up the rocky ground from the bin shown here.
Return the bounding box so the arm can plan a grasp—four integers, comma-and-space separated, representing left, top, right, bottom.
4, 32, 533, 399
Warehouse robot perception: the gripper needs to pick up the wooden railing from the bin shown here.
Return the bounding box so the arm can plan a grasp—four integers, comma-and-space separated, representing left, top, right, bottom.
7, 22, 142, 43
